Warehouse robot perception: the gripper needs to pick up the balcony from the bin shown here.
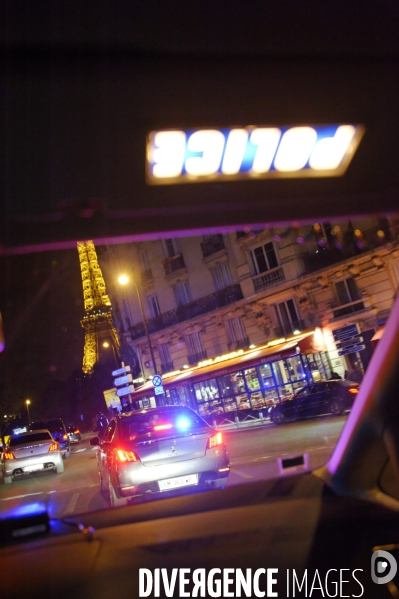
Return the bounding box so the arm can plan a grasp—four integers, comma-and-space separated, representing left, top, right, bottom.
187, 350, 208, 366
330, 299, 365, 319
227, 337, 250, 351
162, 254, 186, 277
253, 266, 285, 293
305, 223, 393, 274
273, 319, 307, 337
160, 361, 174, 374
200, 234, 226, 258
140, 268, 153, 283
129, 284, 244, 340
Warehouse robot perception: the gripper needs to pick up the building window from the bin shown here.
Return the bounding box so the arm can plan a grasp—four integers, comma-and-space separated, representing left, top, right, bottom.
250, 242, 278, 275
147, 294, 161, 317
335, 277, 361, 305
332, 277, 364, 317
139, 249, 150, 271
174, 280, 192, 306
210, 262, 232, 291
226, 316, 249, 350
122, 299, 131, 327
158, 342, 173, 373
186, 331, 207, 364
273, 299, 301, 336
163, 238, 180, 258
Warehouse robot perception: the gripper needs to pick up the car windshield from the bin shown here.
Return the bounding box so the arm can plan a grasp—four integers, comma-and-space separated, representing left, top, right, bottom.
1, 5, 399, 538
1, 216, 397, 519
120, 408, 209, 443
9, 432, 52, 446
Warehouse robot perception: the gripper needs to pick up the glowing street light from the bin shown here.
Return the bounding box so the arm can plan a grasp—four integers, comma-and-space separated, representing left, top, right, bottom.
26, 399, 31, 423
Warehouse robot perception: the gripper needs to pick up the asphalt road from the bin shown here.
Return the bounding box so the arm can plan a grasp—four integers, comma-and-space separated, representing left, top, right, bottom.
0, 415, 347, 520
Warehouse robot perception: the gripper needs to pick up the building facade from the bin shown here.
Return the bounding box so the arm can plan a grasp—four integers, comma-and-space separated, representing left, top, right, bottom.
99, 217, 399, 419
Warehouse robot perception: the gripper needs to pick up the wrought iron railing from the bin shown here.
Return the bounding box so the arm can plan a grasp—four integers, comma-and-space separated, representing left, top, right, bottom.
162, 254, 186, 276
273, 319, 306, 337
160, 361, 174, 374
187, 350, 208, 366
140, 268, 153, 283
331, 299, 365, 319
227, 337, 250, 351
200, 234, 226, 258
129, 284, 244, 340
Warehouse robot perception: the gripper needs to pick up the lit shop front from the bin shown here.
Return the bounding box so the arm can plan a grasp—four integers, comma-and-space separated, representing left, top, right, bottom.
131, 332, 333, 422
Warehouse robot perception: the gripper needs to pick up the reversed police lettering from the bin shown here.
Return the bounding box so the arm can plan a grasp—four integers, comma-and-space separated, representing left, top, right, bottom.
146, 124, 364, 184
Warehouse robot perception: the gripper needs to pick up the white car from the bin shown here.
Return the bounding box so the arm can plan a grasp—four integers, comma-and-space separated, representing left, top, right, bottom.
1, 429, 64, 483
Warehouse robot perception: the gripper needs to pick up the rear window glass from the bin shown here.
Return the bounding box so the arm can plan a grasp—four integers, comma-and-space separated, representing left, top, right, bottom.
30, 420, 64, 432
121, 408, 209, 442
9, 432, 52, 446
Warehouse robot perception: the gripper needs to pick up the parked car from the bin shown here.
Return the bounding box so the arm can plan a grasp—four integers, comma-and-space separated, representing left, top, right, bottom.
66, 425, 82, 444
268, 380, 360, 424
29, 419, 71, 458
1, 430, 64, 483
90, 406, 230, 507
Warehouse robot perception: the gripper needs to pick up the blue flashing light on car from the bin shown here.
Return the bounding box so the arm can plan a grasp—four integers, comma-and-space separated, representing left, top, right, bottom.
175, 417, 191, 431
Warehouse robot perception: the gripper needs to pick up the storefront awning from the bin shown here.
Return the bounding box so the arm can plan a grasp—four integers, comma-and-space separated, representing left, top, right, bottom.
132, 331, 316, 400
371, 326, 385, 346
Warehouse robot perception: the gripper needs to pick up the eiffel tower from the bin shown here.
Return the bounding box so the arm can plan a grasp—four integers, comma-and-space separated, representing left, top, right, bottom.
77, 240, 120, 374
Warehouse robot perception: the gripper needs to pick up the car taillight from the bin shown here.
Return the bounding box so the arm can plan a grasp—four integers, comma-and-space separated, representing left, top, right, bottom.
154, 423, 173, 431
116, 449, 140, 462
3, 451, 15, 460
74, 429, 80, 434
49, 443, 59, 452
207, 432, 223, 449
63, 434, 68, 440
349, 388, 359, 394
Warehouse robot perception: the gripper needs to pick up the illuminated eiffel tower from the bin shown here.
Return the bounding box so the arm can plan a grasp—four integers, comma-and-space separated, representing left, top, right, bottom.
77, 240, 120, 374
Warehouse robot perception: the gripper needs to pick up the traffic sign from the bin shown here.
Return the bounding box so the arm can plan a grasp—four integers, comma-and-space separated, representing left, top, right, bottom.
336, 336, 364, 349
112, 365, 131, 377
113, 373, 133, 387
116, 384, 135, 397
338, 344, 366, 356
332, 324, 359, 341
152, 374, 162, 387
154, 385, 164, 395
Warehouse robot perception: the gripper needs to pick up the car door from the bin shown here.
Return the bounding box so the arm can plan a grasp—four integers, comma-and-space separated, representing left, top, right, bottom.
297, 384, 326, 417
291, 387, 312, 418
308, 383, 330, 416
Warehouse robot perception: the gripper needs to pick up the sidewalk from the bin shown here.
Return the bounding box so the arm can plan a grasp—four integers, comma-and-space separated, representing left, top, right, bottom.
213, 416, 273, 434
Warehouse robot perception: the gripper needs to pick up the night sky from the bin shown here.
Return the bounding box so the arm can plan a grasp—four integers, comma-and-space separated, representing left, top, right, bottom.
0, 248, 85, 404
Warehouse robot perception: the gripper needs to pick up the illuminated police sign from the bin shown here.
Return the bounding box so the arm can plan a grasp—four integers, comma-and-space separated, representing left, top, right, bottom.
146, 124, 364, 185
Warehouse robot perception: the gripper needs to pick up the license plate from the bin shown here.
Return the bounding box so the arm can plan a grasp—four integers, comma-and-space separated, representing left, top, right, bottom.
24, 464, 43, 472
158, 473, 198, 491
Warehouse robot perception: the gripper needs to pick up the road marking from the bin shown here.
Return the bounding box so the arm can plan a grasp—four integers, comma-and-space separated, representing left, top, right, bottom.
91, 447, 97, 451
48, 490, 57, 494
74, 448, 87, 453
231, 468, 253, 479
65, 492, 80, 513
1, 492, 44, 501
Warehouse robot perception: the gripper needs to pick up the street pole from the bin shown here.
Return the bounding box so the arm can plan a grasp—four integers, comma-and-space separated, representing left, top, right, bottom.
26, 400, 31, 424
131, 268, 158, 377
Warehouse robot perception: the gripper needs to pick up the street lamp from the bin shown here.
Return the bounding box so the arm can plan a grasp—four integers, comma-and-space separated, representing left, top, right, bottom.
25, 399, 31, 424
118, 272, 158, 378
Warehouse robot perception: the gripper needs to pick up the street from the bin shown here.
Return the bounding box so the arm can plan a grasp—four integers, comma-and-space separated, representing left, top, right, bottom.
0, 415, 347, 520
